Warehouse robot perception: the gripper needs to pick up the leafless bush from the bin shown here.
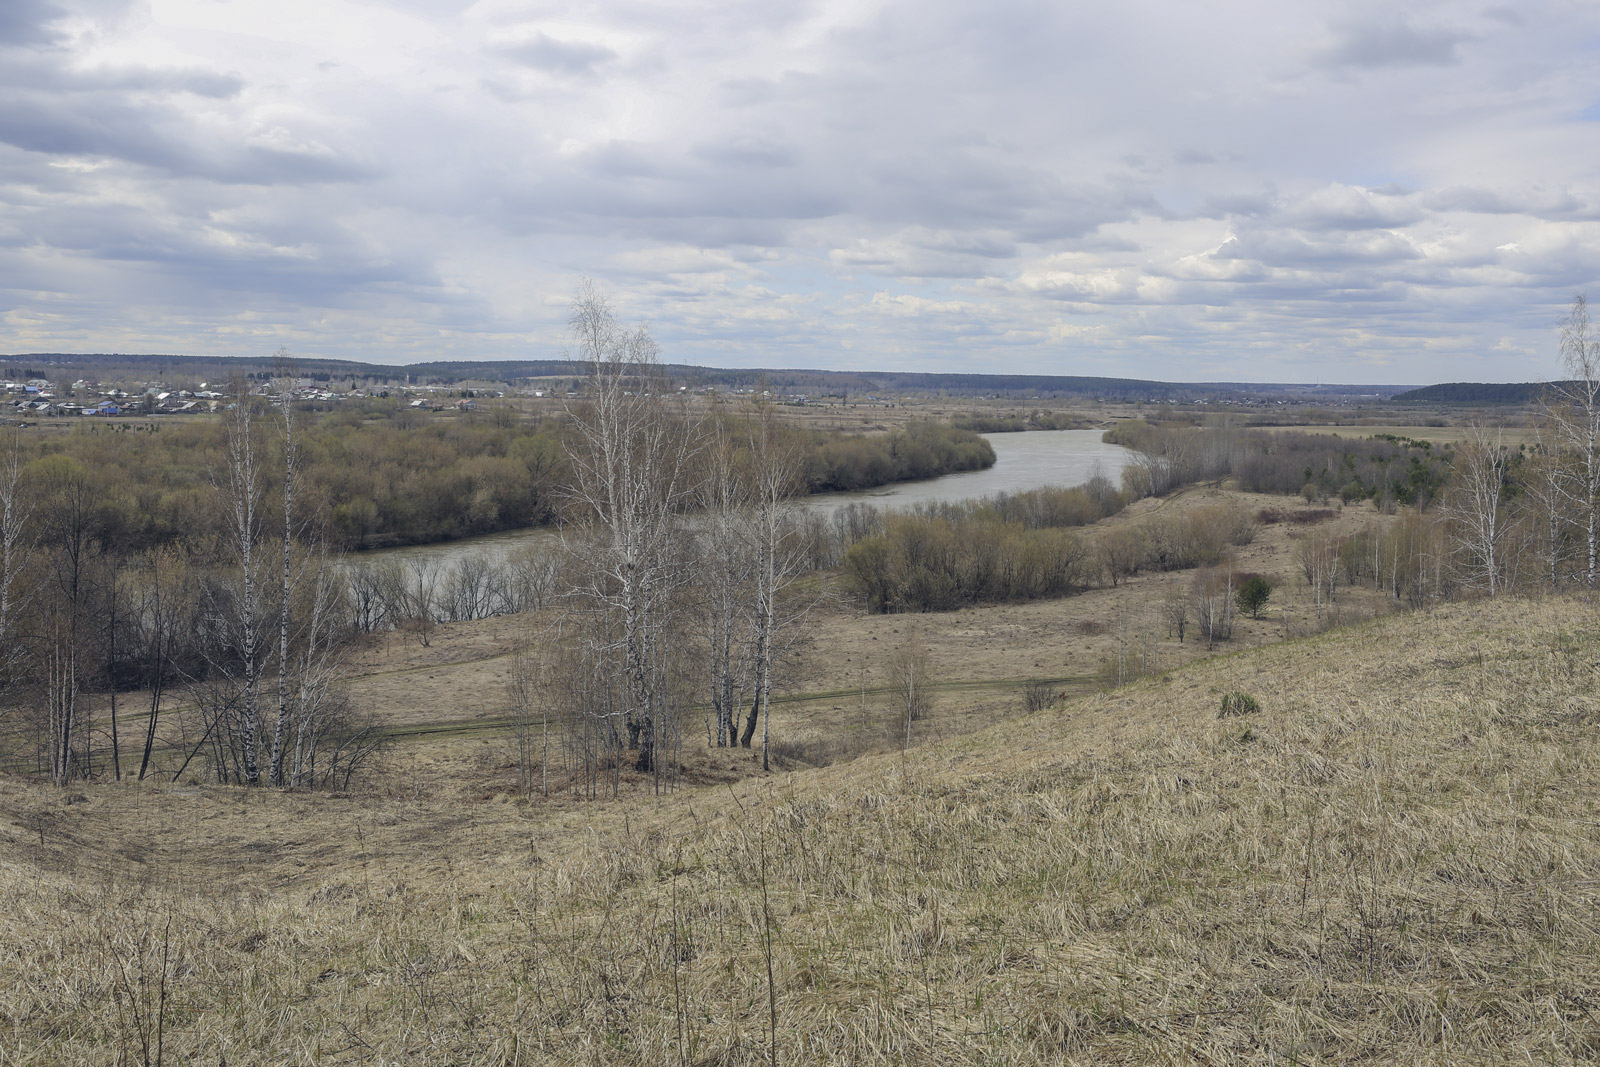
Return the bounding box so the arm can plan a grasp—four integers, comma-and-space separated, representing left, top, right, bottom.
1257, 507, 1337, 526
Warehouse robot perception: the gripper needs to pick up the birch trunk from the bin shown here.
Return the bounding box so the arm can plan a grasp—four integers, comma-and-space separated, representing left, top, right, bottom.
270, 373, 297, 787
220, 384, 265, 785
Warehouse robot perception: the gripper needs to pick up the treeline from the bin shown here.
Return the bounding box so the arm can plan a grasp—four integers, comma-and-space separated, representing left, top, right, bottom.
803, 421, 994, 491
4, 404, 993, 554
841, 474, 1256, 613
1104, 420, 1451, 507
950, 411, 1085, 433
0, 406, 568, 556
1391, 382, 1550, 404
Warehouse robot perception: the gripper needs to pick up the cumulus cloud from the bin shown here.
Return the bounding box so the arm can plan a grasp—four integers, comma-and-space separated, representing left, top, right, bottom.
0, 0, 1597, 381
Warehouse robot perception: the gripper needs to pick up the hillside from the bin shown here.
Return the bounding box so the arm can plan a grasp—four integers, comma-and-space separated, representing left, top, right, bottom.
3, 596, 1598, 1063
1391, 381, 1557, 404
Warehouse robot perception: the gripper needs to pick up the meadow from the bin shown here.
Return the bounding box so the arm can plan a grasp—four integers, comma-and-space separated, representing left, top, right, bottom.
4, 588, 1598, 1064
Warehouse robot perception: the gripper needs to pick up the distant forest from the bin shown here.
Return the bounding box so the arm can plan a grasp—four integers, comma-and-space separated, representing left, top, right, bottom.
1392, 382, 1560, 404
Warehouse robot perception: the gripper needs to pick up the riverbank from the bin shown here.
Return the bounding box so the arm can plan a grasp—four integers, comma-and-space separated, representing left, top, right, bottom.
357, 428, 1135, 570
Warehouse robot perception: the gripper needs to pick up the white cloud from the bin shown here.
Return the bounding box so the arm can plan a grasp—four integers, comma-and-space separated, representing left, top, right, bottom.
0, 0, 1597, 381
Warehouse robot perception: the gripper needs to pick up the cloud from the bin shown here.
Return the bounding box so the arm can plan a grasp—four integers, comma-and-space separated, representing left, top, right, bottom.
0, 0, 67, 47
0, 0, 1596, 382
1315, 18, 1476, 70
1279, 184, 1425, 231
489, 31, 616, 75
0, 92, 375, 183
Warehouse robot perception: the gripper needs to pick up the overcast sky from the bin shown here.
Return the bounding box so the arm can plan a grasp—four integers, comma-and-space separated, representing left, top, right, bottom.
1, 0, 1598, 381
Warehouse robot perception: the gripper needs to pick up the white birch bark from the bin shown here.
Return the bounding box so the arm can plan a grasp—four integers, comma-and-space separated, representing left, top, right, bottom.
1447, 422, 1514, 597
1548, 295, 1600, 587
219, 382, 265, 785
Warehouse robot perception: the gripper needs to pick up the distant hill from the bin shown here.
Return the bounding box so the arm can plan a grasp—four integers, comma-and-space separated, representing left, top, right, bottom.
1392, 382, 1562, 404
0, 351, 1414, 401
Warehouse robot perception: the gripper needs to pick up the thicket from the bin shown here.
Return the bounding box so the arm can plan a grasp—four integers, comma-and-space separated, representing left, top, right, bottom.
2, 407, 568, 556
842, 478, 1121, 612
802, 421, 994, 491
841, 462, 1258, 612
950, 411, 1082, 433
3, 407, 993, 554
1105, 420, 1451, 507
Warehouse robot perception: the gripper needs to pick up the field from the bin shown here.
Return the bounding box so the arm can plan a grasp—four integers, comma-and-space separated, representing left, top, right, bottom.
10, 482, 1597, 1063
1291, 423, 1540, 447
5, 593, 1600, 1063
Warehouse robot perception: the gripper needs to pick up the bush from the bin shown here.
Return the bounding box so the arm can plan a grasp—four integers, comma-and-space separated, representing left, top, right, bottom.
1256, 507, 1337, 526
1218, 692, 1261, 718
1022, 680, 1055, 713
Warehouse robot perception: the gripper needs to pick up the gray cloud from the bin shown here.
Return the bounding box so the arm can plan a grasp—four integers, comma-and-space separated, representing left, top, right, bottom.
490, 32, 616, 75
1316, 19, 1476, 70
0, 0, 66, 47
0, 91, 375, 183
0, 0, 1596, 382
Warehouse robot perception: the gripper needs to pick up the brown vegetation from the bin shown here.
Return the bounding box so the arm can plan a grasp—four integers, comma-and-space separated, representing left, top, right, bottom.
4, 595, 1599, 1063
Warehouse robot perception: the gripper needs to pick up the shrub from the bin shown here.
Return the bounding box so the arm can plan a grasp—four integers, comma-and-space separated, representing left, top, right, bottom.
1256, 507, 1337, 526
1022, 680, 1055, 713
1218, 692, 1261, 718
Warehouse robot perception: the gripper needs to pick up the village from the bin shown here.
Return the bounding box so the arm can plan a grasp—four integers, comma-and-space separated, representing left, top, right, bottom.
0, 374, 511, 423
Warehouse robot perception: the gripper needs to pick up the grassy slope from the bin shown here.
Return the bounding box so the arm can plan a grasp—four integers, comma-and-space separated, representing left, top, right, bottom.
4, 595, 1600, 1064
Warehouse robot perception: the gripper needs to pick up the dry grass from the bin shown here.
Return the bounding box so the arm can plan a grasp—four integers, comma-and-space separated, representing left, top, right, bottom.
1289, 423, 1539, 447
5, 594, 1600, 1063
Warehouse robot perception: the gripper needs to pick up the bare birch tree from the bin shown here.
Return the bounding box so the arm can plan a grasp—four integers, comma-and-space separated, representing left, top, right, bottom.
0, 429, 30, 689
216, 381, 266, 785
134, 548, 191, 781
271, 355, 299, 787
1448, 422, 1514, 597
1547, 293, 1600, 587
696, 407, 757, 749
1523, 425, 1570, 590
33, 455, 101, 783
1192, 566, 1235, 649
287, 551, 352, 789
740, 397, 811, 772
562, 283, 698, 778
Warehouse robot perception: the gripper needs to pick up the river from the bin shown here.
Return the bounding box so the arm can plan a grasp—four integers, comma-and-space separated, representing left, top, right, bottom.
357, 428, 1135, 570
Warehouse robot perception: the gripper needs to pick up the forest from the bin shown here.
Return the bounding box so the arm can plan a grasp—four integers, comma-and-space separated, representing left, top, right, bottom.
0, 404, 991, 553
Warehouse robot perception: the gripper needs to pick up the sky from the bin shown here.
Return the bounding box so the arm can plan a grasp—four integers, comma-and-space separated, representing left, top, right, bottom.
1, 0, 1598, 382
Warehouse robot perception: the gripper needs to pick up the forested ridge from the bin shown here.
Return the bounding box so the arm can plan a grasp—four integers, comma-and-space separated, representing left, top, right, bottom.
1391, 381, 1554, 403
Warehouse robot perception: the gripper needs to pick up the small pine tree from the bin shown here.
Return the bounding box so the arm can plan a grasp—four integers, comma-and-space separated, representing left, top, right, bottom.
1236, 575, 1272, 618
